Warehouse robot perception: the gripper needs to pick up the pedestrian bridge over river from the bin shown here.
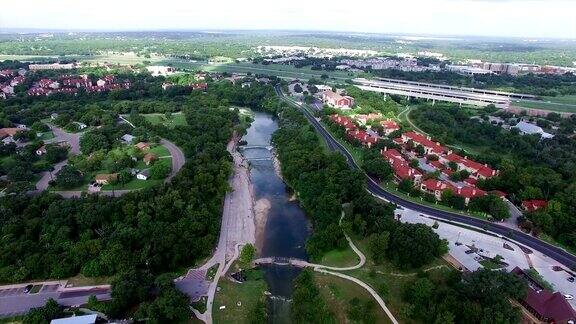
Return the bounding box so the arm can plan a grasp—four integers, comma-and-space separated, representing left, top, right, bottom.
254, 257, 311, 268
239, 145, 274, 151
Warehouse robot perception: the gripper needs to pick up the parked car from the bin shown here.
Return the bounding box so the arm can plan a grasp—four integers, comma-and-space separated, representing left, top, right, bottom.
23, 284, 33, 293
564, 294, 573, 300
568, 277, 575, 283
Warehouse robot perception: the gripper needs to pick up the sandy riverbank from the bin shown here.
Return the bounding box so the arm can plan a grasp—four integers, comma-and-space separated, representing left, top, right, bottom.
254, 198, 271, 252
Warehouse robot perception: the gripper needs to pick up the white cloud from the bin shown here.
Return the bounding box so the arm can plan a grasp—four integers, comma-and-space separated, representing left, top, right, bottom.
0, 0, 574, 38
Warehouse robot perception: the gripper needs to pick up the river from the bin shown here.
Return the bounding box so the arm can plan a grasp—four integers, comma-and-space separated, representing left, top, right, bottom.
241, 112, 312, 323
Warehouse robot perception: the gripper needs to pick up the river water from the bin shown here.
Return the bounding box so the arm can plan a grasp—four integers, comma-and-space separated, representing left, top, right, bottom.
241, 112, 312, 323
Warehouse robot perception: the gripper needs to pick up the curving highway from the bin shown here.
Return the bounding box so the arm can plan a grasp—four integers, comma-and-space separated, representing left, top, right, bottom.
275, 86, 576, 270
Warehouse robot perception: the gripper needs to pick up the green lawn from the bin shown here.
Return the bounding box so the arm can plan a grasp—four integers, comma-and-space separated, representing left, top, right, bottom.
340, 236, 453, 322
149, 144, 171, 157
319, 247, 361, 268
138, 113, 188, 128
513, 97, 576, 113
314, 272, 393, 324
213, 267, 267, 324
479, 258, 504, 270
158, 60, 368, 81
38, 131, 55, 141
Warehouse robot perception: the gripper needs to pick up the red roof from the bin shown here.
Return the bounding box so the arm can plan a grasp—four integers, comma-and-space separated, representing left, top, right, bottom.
403, 131, 446, 154
429, 160, 444, 170
522, 200, 548, 212
330, 115, 357, 131
464, 177, 478, 186
445, 153, 496, 178
455, 186, 486, 199
347, 130, 378, 145
512, 267, 576, 323
381, 119, 400, 130
421, 179, 453, 192
381, 148, 403, 161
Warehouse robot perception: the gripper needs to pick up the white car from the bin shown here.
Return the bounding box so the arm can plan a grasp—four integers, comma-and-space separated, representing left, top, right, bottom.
564, 294, 573, 300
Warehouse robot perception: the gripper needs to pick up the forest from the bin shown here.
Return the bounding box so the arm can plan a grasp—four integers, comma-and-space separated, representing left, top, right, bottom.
410, 104, 576, 249
0, 79, 277, 319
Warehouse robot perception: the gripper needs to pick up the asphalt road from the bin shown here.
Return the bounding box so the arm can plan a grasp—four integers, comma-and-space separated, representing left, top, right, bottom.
276, 86, 576, 270
160, 138, 185, 183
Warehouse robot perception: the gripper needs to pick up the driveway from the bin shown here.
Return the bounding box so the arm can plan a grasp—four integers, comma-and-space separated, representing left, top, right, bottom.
45, 125, 82, 155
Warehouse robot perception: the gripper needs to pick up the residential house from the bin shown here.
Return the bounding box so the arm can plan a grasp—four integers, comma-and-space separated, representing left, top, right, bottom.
381, 148, 422, 184
522, 200, 548, 212
515, 121, 554, 139
511, 267, 576, 323
28, 87, 52, 96
401, 131, 446, 155
347, 129, 378, 148
440, 153, 497, 179
143, 153, 157, 166
50, 314, 98, 324
36, 145, 47, 156
420, 179, 454, 200
0, 69, 14, 78
38, 79, 60, 89
0, 128, 23, 139
121, 134, 136, 144
454, 186, 486, 205
380, 119, 400, 135
1, 85, 14, 95
95, 173, 118, 185
355, 113, 382, 125
190, 82, 208, 91
161, 82, 174, 90
329, 115, 357, 131
134, 142, 151, 151
10, 76, 25, 87
74, 122, 87, 130
137, 169, 151, 180
322, 90, 355, 109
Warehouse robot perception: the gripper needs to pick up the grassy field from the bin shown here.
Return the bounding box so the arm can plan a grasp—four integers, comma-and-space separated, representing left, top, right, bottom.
101, 157, 171, 190
160, 60, 366, 81
314, 272, 393, 324
139, 113, 188, 128
38, 131, 55, 141
213, 267, 268, 324
513, 96, 576, 113
67, 274, 112, 287
318, 246, 360, 268
351, 237, 452, 321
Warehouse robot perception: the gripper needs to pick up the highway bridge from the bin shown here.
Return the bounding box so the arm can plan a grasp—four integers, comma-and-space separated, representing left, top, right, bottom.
275, 85, 576, 270
353, 78, 533, 108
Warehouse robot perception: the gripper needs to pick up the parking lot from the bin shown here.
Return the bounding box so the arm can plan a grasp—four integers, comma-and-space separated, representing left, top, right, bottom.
397, 207, 576, 308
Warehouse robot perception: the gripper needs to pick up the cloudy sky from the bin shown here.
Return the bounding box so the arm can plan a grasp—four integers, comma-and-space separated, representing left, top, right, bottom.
1, 0, 575, 38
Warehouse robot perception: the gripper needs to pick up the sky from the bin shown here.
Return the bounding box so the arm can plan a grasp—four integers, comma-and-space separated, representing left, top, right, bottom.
1, 0, 575, 39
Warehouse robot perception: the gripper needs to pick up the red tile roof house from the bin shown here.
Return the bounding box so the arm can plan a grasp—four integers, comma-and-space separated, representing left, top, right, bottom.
454, 186, 487, 205
380, 119, 400, 135
400, 131, 447, 155
347, 129, 378, 148
322, 90, 355, 109
0, 69, 15, 78
381, 148, 422, 184
522, 200, 548, 212
38, 79, 60, 89
439, 152, 498, 180
511, 266, 576, 323
420, 179, 455, 200
10, 75, 25, 87
355, 113, 382, 125
62, 77, 92, 88
190, 82, 208, 91
27, 87, 52, 96
329, 115, 357, 131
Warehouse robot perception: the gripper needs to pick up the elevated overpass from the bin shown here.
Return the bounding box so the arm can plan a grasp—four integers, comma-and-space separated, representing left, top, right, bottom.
353, 78, 530, 108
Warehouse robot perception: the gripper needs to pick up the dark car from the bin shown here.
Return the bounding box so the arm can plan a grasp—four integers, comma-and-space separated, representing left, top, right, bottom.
465, 250, 474, 254
568, 277, 575, 283
23, 284, 33, 293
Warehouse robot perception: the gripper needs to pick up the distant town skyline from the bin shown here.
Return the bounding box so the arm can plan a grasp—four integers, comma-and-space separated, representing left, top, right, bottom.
1, 0, 575, 39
